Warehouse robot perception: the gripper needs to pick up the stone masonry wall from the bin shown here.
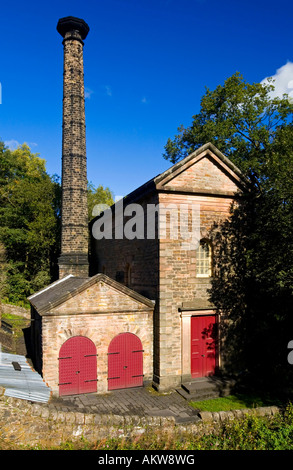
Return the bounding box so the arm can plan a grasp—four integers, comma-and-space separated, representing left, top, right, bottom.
155, 192, 235, 390
91, 152, 241, 392
0, 387, 280, 448
1, 304, 30, 319
91, 191, 160, 301
163, 154, 239, 194
58, 27, 89, 278
41, 282, 153, 395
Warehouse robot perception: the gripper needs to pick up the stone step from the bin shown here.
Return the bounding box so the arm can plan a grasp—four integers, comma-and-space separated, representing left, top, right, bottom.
177, 377, 235, 402
176, 387, 222, 402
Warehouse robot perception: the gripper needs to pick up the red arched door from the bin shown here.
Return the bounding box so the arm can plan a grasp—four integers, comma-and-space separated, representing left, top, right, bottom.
59, 336, 97, 396
108, 333, 143, 391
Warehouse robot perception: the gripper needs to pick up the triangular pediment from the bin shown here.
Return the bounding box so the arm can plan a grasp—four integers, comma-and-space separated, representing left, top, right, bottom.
155, 143, 247, 195
28, 274, 154, 315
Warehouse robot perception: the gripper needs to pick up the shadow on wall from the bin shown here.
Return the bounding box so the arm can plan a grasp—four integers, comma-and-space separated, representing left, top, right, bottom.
23, 326, 33, 359
208, 188, 293, 396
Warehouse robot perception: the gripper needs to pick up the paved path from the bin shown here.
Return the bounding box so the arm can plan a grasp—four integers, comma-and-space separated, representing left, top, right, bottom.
48, 387, 200, 424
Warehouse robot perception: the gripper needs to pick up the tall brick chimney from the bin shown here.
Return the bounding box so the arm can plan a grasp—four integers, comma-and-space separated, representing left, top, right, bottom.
57, 17, 90, 278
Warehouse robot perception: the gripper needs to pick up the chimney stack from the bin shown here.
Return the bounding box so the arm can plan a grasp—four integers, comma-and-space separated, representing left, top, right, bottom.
57, 17, 90, 278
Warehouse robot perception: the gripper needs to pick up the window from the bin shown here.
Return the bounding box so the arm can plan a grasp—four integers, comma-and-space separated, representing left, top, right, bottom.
196, 239, 212, 277
125, 264, 132, 288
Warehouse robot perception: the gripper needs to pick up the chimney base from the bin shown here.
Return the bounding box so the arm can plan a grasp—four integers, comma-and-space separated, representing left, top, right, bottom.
58, 253, 89, 279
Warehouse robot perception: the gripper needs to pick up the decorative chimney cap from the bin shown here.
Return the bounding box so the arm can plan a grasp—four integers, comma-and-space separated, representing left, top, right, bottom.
57, 16, 90, 40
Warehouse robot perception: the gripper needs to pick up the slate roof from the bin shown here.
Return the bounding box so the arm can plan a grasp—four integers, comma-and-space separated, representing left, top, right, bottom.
28, 273, 155, 315
28, 274, 88, 313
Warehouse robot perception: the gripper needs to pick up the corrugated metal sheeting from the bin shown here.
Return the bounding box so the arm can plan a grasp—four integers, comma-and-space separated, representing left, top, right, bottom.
0, 352, 51, 403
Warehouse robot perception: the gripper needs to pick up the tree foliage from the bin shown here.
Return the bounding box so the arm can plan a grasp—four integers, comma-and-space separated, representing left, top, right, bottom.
0, 143, 61, 303
164, 73, 293, 391
0, 142, 114, 304
87, 182, 114, 221
163, 72, 293, 183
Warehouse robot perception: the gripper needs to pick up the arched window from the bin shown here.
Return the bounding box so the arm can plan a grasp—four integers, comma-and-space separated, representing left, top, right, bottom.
196, 239, 212, 277
125, 263, 132, 288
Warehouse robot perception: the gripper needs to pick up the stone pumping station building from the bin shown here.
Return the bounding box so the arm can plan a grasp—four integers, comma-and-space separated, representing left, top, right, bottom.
28, 16, 247, 398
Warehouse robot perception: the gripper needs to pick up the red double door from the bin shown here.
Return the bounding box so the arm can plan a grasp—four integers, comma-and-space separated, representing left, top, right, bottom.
191, 315, 217, 378
108, 333, 143, 391
59, 336, 97, 396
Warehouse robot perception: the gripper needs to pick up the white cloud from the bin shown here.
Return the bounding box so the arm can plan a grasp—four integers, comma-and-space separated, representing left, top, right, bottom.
85, 87, 94, 99
261, 61, 293, 99
141, 96, 148, 104
4, 139, 20, 150
4, 140, 38, 150
104, 85, 112, 97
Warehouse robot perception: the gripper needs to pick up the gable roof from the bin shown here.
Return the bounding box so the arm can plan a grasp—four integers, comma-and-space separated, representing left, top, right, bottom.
28, 273, 155, 315
154, 142, 247, 192
90, 143, 248, 229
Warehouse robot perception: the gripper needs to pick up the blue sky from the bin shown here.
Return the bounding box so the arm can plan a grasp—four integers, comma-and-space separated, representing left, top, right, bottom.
1, 0, 293, 198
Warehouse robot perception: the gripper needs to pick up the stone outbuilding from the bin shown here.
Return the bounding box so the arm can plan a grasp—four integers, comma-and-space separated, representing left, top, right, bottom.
28, 274, 154, 396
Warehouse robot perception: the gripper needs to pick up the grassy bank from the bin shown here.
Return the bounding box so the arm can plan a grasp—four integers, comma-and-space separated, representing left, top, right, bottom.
190, 393, 284, 412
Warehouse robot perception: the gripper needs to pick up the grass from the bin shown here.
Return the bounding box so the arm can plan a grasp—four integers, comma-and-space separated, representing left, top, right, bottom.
1, 312, 30, 337
189, 393, 283, 412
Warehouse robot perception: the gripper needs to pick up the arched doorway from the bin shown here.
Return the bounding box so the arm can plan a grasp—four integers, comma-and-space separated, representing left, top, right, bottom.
58, 336, 97, 396
108, 333, 143, 390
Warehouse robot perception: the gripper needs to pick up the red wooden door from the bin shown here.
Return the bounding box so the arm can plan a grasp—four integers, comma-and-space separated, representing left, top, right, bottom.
108, 333, 143, 390
59, 336, 97, 396
191, 315, 217, 378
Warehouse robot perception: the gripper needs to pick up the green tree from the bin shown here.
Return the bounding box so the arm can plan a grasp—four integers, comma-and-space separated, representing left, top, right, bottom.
164, 73, 293, 392
87, 182, 114, 221
0, 142, 61, 303
0, 142, 115, 304
163, 72, 293, 184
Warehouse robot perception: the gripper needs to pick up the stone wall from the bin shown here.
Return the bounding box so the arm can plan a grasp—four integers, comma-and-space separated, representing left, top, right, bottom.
58, 21, 89, 278
42, 312, 153, 396
90, 149, 242, 392
0, 387, 280, 448
41, 280, 154, 396
1, 303, 30, 319
154, 192, 235, 390
91, 191, 160, 301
